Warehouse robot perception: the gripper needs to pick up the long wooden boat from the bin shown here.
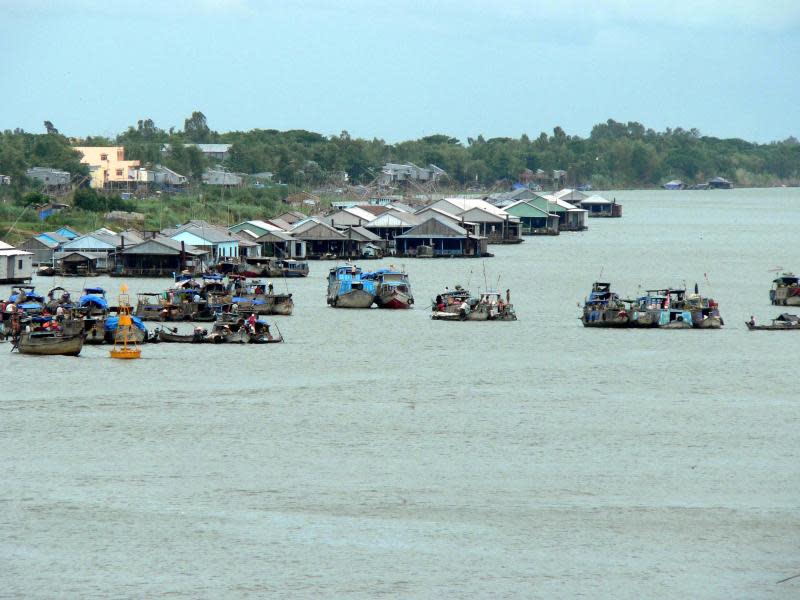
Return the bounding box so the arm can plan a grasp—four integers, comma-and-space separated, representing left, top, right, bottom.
746, 314, 800, 330
157, 327, 212, 343
431, 288, 516, 321
16, 331, 85, 356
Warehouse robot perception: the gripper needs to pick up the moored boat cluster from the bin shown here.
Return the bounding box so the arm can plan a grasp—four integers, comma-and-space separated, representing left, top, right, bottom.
581, 282, 723, 329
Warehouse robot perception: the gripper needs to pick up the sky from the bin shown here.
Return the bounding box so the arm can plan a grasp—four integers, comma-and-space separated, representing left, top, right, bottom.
1, 0, 798, 143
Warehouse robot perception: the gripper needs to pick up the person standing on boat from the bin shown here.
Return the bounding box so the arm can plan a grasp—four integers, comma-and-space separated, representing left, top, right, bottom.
55, 305, 65, 323
459, 300, 469, 320
749, 315, 756, 327
247, 313, 257, 333
268, 282, 274, 295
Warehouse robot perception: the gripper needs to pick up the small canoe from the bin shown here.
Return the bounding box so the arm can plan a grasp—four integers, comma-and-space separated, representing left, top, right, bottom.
157, 327, 211, 343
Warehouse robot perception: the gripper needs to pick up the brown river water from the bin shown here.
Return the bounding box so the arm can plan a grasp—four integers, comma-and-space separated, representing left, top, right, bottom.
1, 188, 799, 598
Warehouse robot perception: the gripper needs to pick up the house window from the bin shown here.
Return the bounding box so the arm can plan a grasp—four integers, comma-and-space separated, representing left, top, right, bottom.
116, 169, 124, 177
100, 153, 108, 161
18, 260, 23, 269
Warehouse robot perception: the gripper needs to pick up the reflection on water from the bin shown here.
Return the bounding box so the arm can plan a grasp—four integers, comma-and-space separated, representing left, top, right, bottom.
1, 188, 799, 598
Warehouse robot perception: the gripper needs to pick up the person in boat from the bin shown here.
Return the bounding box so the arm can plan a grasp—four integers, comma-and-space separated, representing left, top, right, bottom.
459, 300, 469, 320
10, 313, 21, 344
193, 292, 201, 304
254, 285, 263, 295
749, 315, 756, 327
55, 305, 65, 323
268, 282, 274, 295
247, 313, 258, 333
506, 289, 510, 304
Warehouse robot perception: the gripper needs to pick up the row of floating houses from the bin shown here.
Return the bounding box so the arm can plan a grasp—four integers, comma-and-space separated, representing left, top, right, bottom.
2, 188, 620, 281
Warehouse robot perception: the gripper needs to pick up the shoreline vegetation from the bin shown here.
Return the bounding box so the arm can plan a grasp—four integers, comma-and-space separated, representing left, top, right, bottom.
1, 114, 798, 244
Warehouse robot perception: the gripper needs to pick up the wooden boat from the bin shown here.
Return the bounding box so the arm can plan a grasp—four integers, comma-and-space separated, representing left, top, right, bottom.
365, 268, 414, 309
281, 259, 309, 278
746, 313, 800, 330
209, 315, 282, 343
636, 287, 723, 330
134, 292, 166, 321
230, 280, 294, 316
431, 287, 516, 321
770, 273, 800, 306
156, 326, 212, 343
9, 285, 46, 315
327, 264, 376, 308
581, 282, 630, 327
16, 330, 85, 356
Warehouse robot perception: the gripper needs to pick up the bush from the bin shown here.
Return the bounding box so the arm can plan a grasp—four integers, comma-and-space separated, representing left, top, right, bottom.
73, 188, 135, 212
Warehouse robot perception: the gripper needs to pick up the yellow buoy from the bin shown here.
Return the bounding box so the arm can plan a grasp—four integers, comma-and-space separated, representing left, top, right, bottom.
110, 288, 141, 359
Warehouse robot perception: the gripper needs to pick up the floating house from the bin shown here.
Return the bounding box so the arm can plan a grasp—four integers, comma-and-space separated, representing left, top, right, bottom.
395, 215, 487, 257
113, 236, 207, 276
55, 231, 121, 271
503, 201, 560, 235
363, 210, 422, 244
228, 220, 285, 238
529, 195, 588, 231
255, 230, 307, 259
578, 195, 622, 218
421, 198, 522, 243
0, 241, 33, 283
326, 206, 377, 228
166, 222, 240, 261
57, 251, 106, 275
290, 220, 348, 257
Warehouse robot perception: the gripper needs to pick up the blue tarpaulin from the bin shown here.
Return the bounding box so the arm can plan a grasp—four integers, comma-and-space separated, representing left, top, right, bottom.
104, 316, 146, 332
78, 295, 108, 309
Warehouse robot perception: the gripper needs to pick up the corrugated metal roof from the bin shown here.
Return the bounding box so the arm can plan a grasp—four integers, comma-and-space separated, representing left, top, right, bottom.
397, 215, 468, 238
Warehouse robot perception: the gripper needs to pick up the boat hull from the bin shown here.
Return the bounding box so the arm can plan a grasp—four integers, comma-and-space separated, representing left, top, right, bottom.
582, 318, 629, 328
105, 326, 147, 344
695, 316, 722, 329
746, 322, 800, 330
431, 309, 489, 321
17, 333, 84, 356
376, 291, 414, 309
329, 289, 375, 308
157, 328, 209, 343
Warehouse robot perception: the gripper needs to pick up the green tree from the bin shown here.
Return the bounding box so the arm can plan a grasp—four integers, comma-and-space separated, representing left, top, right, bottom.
184, 111, 211, 143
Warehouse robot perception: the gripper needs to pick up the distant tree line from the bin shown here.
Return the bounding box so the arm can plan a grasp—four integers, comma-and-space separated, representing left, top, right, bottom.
1, 114, 798, 193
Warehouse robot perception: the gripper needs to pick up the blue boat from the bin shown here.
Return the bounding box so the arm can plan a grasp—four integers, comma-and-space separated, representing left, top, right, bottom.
104, 315, 148, 343
9, 285, 45, 314
326, 264, 376, 308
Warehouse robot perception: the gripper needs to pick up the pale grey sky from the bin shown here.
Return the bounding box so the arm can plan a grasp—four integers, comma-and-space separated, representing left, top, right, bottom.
1, 0, 798, 142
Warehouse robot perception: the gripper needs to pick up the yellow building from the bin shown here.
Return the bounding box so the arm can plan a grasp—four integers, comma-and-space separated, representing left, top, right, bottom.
73, 146, 141, 189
